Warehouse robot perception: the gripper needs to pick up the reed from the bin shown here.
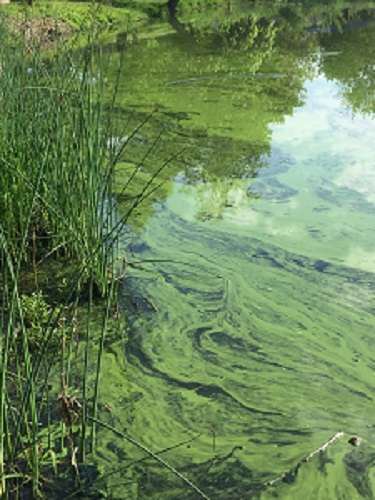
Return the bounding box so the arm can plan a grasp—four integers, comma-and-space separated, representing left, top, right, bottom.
0, 16, 187, 498
0, 26, 121, 294
0, 22, 123, 497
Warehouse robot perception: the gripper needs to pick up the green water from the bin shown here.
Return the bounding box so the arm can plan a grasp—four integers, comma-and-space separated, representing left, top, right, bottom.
93, 4, 375, 499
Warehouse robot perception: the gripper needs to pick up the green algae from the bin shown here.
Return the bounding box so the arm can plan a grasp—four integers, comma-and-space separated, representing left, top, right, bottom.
71, 5, 375, 499
91, 199, 375, 497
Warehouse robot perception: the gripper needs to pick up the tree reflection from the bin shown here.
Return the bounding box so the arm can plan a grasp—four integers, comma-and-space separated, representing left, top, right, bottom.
318, 13, 375, 115
110, 2, 375, 226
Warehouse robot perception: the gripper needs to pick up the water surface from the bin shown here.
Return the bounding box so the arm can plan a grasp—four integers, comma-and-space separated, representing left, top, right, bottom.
94, 5, 375, 498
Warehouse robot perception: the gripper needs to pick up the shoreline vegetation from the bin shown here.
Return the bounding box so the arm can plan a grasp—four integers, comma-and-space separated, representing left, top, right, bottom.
0, 3, 147, 48
0, 3, 199, 495
1, 0, 374, 497
1, 0, 374, 48
0, 9, 174, 494
0, 23, 121, 497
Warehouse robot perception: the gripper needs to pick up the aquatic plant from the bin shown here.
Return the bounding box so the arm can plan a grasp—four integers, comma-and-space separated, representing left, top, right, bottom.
0, 18, 201, 497
0, 28, 118, 295
0, 20, 126, 497
19, 291, 65, 352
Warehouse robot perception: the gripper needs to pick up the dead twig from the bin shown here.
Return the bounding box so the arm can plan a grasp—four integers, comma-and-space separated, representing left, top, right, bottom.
57, 372, 82, 427
143, 296, 158, 312
302, 431, 344, 462
57, 372, 82, 490
263, 431, 345, 488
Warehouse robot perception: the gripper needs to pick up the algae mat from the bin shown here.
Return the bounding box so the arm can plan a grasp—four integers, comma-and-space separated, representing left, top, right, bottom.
93, 79, 375, 499
91, 11, 375, 499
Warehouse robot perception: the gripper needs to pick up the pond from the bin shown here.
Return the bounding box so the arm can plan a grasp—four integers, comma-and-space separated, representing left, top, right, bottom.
93, 3, 375, 498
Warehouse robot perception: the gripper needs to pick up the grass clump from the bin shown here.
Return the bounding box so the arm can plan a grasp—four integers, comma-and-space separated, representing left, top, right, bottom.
19, 291, 65, 352
0, 25, 119, 295
0, 14, 185, 498
0, 22, 126, 498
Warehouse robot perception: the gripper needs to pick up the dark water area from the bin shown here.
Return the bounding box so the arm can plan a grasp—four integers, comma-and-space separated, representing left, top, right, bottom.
93, 3, 375, 498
